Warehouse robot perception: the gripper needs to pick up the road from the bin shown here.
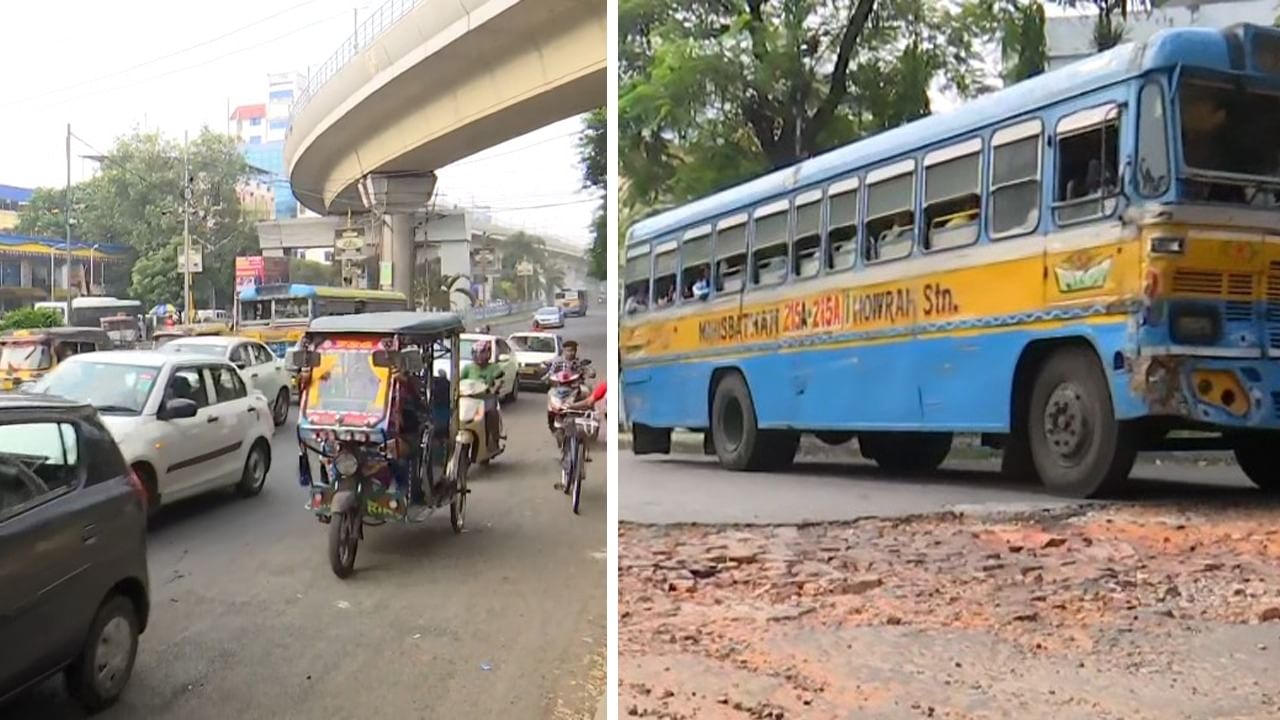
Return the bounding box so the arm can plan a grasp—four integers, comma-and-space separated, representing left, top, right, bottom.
9, 313, 607, 720
620, 440, 1262, 524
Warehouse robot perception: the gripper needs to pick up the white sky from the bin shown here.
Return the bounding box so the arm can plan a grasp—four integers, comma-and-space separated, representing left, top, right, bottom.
0, 0, 597, 245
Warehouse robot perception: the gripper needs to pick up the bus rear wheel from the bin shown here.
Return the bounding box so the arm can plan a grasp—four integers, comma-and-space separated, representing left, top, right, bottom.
711, 373, 798, 471
1027, 347, 1135, 498
859, 432, 952, 474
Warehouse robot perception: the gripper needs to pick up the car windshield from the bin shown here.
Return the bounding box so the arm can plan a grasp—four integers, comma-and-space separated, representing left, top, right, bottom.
32, 361, 160, 415
510, 335, 557, 353
160, 343, 225, 357
0, 342, 52, 370
539, 307, 558, 314
1179, 77, 1280, 204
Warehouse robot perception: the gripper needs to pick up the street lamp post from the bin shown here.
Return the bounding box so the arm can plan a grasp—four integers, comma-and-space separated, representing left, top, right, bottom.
88, 244, 99, 295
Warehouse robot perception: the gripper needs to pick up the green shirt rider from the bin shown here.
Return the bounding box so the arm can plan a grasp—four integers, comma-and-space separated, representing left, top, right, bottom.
460, 339, 503, 452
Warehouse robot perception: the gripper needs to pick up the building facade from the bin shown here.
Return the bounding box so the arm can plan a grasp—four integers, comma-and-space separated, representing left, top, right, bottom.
0, 185, 33, 232
229, 72, 307, 222
0, 233, 131, 311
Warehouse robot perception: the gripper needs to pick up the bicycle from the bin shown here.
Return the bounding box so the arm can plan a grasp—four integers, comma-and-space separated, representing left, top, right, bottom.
558, 409, 599, 515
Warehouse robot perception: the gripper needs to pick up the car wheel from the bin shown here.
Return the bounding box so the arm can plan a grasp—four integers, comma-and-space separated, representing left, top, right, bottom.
271, 388, 290, 427
131, 463, 160, 517
236, 440, 270, 497
66, 594, 139, 712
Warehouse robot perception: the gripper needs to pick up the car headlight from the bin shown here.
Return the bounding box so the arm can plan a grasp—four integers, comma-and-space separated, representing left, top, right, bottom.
1170, 303, 1221, 345
334, 451, 359, 477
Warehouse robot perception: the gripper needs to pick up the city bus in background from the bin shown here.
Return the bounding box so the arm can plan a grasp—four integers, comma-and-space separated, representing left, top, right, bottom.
621, 24, 1280, 499
34, 297, 143, 329
237, 283, 409, 358
555, 289, 588, 317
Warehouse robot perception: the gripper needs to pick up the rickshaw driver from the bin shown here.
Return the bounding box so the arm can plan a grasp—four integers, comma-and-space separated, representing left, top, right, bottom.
459, 340, 504, 454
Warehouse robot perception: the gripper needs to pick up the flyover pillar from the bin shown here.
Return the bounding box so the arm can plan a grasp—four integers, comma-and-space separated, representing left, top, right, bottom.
359, 172, 437, 303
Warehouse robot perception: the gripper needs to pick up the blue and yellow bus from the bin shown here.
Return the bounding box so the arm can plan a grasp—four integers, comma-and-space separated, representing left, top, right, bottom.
621, 24, 1280, 498
237, 284, 409, 357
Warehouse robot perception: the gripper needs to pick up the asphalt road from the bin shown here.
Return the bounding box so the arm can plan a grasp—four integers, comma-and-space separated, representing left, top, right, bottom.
620, 444, 1263, 524
9, 313, 607, 720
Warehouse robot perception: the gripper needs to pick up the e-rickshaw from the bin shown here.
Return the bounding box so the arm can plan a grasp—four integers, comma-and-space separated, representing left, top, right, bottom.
288, 312, 470, 579
150, 322, 230, 348
0, 326, 112, 391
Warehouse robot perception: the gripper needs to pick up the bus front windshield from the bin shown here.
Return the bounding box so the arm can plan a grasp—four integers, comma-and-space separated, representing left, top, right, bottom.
1179, 78, 1280, 204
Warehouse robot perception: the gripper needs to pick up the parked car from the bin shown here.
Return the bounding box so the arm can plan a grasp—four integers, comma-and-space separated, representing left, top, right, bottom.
29, 351, 274, 512
533, 306, 565, 329
508, 332, 563, 390
159, 336, 293, 426
0, 393, 149, 712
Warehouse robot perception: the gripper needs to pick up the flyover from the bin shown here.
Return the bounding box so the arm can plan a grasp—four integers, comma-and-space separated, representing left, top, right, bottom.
285, 0, 604, 298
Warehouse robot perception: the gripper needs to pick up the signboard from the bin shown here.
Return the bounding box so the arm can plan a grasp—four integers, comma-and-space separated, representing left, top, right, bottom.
334, 225, 366, 252
234, 255, 290, 292
178, 246, 204, 273
379, 261, 393, 289
516, 261, 535, 277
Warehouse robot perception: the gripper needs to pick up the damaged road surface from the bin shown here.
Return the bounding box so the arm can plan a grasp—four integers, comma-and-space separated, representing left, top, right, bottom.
620, 503, 1280, 719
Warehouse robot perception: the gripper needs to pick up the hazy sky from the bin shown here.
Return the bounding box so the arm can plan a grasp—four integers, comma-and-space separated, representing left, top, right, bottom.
0, 0, 597, 244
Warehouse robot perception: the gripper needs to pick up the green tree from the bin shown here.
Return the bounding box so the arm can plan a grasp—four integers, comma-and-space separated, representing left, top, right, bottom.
620, 0, 996, 211
18, 128, 258, 309
288, 258, 339, 285
496, 232, 565, 303
0, 307, 64, 332
578, 107, 607, 280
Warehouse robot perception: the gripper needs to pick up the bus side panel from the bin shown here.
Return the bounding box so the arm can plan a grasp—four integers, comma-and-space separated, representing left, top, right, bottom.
621, 361, 719, 429
768, 339, 923, 430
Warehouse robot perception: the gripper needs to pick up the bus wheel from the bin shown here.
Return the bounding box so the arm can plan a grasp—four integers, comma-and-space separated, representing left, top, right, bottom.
860, 432, 951, 474
711, 373, 797, 471
1234, 439, 1279, 493
1027, 347, 1135, 498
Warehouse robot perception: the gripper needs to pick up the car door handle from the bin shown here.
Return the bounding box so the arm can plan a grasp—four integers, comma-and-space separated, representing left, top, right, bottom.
251, 373, 259, 378
247, 406, 259, 414
81, 524, 98, 544
206, 415, 219, 423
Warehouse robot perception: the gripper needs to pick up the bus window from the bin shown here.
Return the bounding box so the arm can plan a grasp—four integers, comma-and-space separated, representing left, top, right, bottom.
241, 300, 270, 323
989, 119, 1043, 238
750, 201, 788, 287
793, 192, 822, 279
274, 297, 310, 320
1136, 81, 1171, 197
923, 139, 982, 251
826, 178, 859, 271
864, 161, 916, 263
623, 249, 650, 314
680, 227, 711, 300
1054, 105, 1120, 224
715, 215, 748, 294
653, 247, 678, 308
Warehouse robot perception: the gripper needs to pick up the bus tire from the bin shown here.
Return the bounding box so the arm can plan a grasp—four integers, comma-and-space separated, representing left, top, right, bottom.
860, 432, 951, 474
1027, 346, 1136, 498
710, 372, 796, 471
1234, 439, 1279, 493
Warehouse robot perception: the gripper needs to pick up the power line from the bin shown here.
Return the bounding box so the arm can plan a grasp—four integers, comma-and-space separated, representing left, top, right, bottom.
2, 0, 327, 108
6, 9, 351, 112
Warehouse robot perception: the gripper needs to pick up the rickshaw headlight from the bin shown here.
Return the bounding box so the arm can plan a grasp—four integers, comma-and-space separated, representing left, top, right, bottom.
334, 451, 359, 477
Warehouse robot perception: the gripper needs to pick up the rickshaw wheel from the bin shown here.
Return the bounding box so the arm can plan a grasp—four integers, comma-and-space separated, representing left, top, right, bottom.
328, 511, 359, 578
450, 449, 469, 534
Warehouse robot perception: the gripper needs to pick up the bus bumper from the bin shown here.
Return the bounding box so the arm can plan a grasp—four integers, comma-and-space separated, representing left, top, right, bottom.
1127, 353, 1280, 430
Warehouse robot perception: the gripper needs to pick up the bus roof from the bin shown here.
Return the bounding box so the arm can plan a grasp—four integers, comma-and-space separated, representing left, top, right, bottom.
627, 24, 1278, 245
238, 283, 408, 302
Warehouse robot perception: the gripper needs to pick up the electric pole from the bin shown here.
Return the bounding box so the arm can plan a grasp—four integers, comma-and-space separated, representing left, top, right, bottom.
64, 123, 73, 322
183, 130, 192, 322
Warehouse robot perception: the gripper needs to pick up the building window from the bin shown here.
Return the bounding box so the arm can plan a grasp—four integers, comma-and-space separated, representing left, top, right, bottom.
250, 117, 262, 126
269, 90, 294, 103
269, 119, 289, 131
249, 137, 262, 145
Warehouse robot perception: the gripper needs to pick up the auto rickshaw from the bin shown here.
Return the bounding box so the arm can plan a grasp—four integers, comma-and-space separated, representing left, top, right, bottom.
150, 321, 230, 348
288, 311, 469, 579
0, 326, 112, 391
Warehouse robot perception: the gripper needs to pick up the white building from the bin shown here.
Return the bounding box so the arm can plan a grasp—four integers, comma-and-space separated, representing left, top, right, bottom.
1047, 0, 1278, 70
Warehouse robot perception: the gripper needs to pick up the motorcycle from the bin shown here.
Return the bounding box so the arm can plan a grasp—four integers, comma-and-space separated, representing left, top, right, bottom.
455, 372, 506, 467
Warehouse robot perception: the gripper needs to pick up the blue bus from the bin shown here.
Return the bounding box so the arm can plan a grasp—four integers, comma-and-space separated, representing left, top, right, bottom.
621, 24, 1280, 498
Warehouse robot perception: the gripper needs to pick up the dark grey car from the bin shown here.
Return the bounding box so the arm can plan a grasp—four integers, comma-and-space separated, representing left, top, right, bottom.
0, 394, 149, 713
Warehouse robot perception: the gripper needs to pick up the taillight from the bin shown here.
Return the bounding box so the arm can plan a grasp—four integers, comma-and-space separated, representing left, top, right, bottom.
126, 467, 148, 510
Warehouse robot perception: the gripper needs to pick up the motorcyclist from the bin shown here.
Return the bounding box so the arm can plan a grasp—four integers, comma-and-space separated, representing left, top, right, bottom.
544, 340, 591, 433
460, 339, 503, 454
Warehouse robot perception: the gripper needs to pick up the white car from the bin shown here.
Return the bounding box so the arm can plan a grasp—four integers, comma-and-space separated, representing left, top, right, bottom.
508, 331, 563, 389
533, 306, 565, 329
456, 333, 520, 402
30, 351, 275, 511
160, 336, 293, 426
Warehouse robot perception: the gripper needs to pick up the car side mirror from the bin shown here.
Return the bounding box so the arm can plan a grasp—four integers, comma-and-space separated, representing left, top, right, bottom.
498, 353, 511, 362
286, 349, 319, 370
372, 349, 397, 368
158, 398, 199, 420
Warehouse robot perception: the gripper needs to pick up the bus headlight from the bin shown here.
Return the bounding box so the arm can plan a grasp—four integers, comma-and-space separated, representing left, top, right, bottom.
1170, 303, 1221, 345
334, 451, 359, 477
1150, 235, 1185, 254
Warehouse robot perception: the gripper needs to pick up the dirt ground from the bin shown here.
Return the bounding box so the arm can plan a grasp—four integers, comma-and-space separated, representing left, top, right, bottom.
620, 504, 1280, 719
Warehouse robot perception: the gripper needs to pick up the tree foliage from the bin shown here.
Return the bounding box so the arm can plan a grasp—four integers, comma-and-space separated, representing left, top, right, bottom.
0, 307, 64, 332
18, 128, 259, 309
288, 258, 339, 286
619, 0, 998, 212
578, 107, 608, 281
